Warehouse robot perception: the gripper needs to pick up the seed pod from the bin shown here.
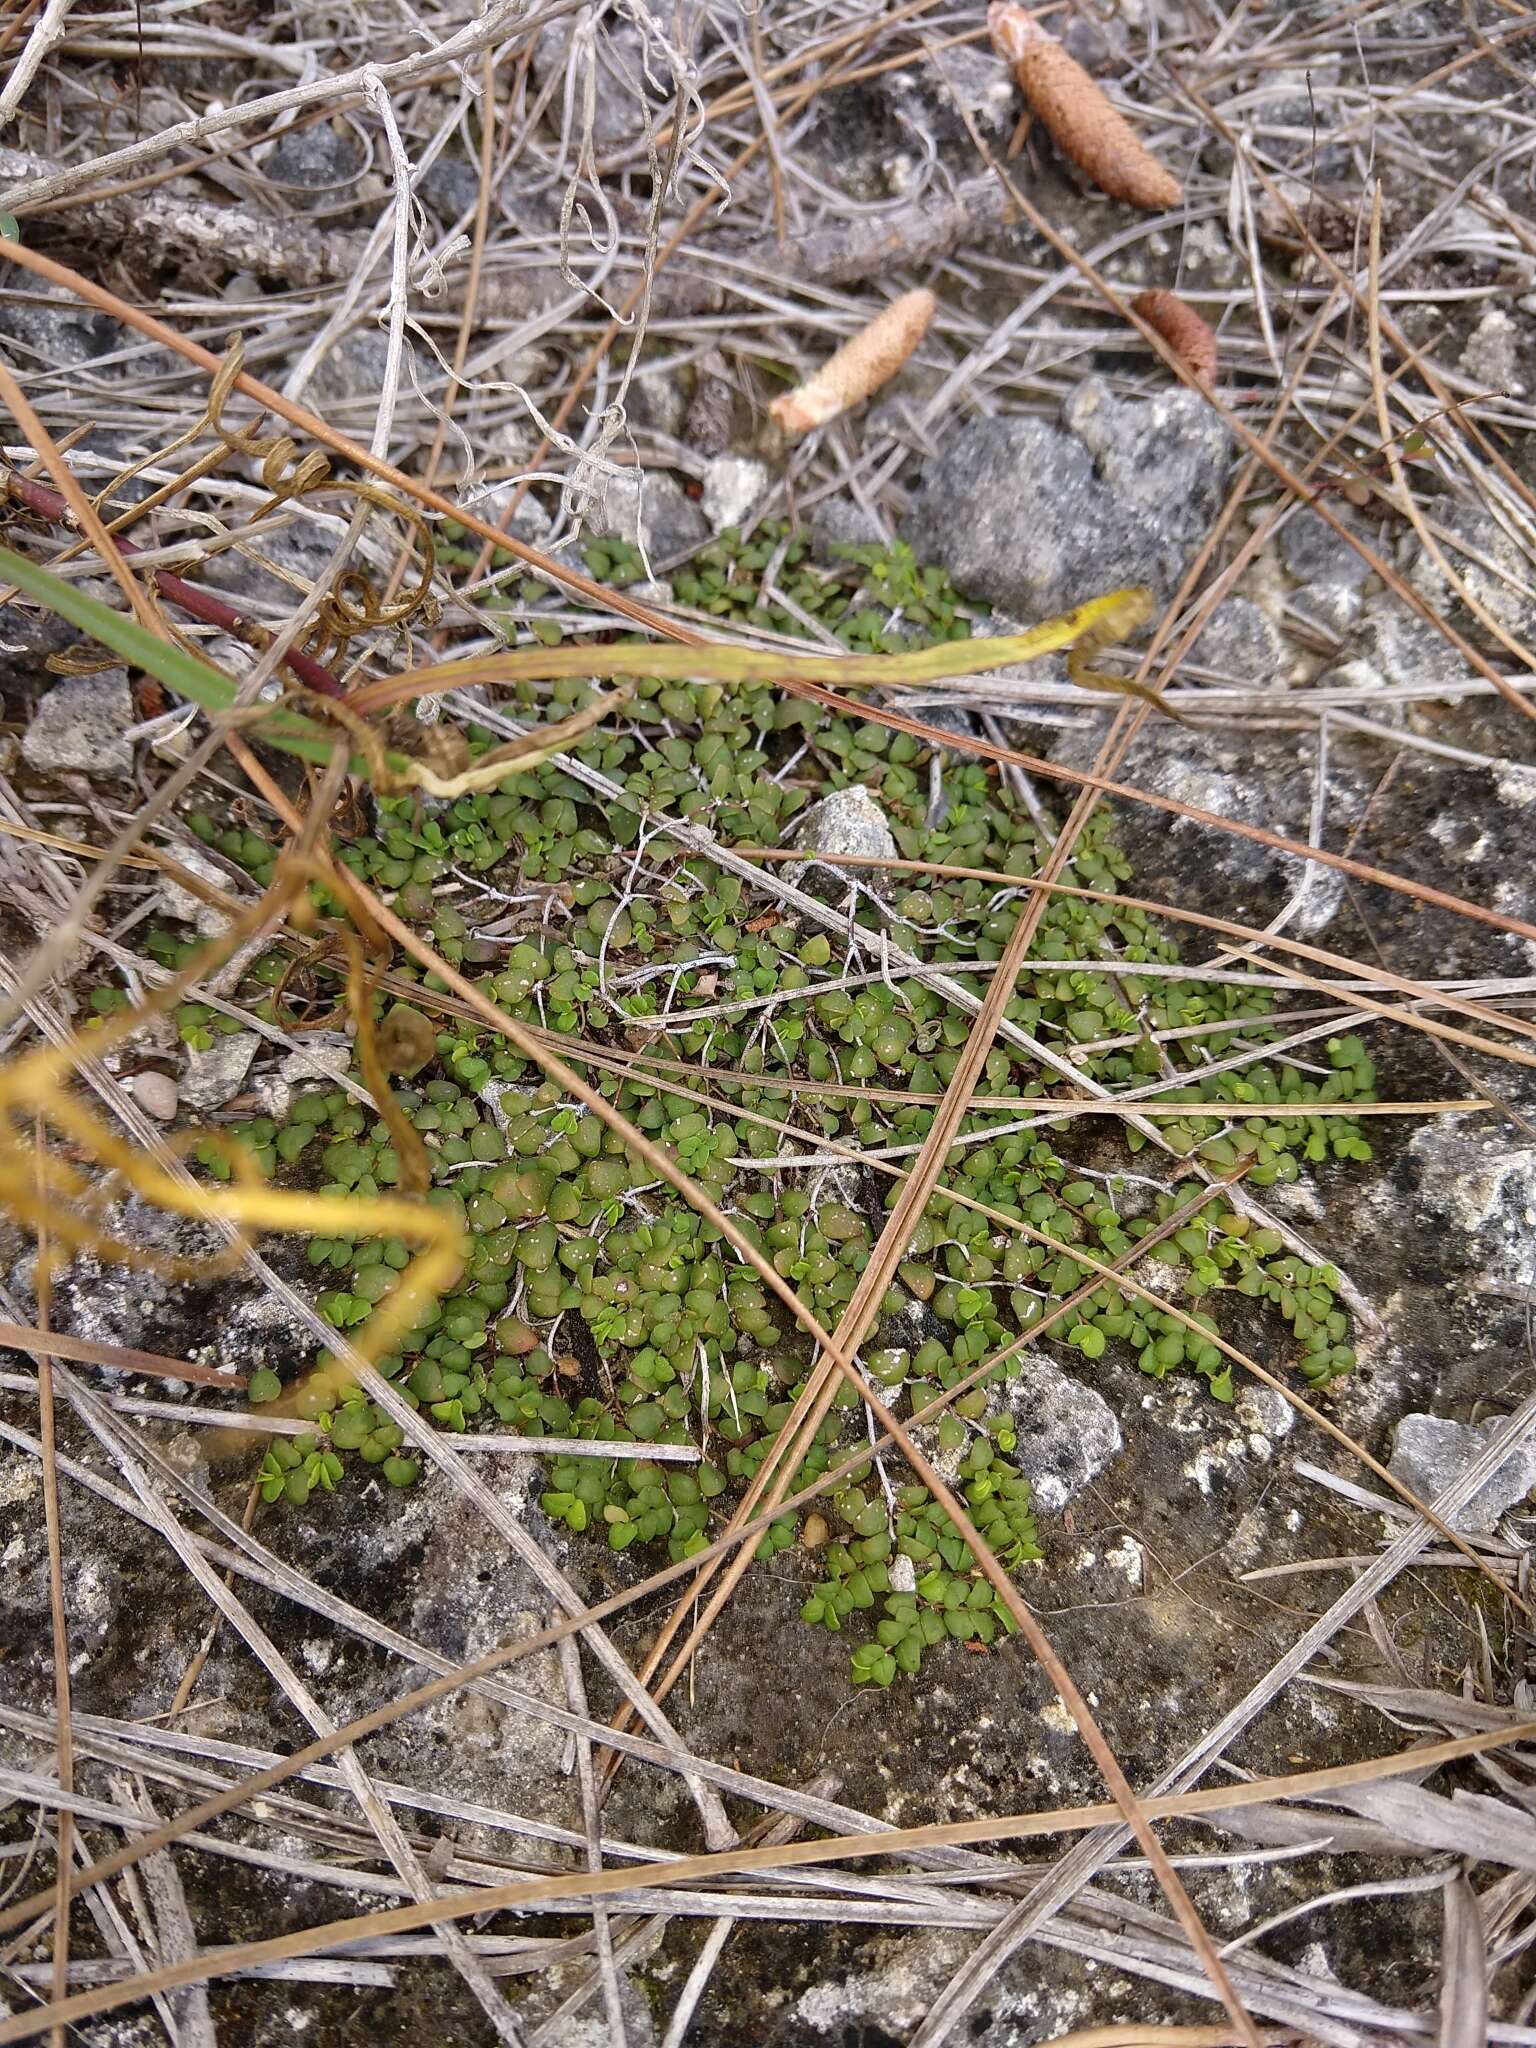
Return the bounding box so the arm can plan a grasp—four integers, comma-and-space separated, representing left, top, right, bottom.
770, 288, 936, 436
1131, 288, 1217, 384
989, 1, 1181, 212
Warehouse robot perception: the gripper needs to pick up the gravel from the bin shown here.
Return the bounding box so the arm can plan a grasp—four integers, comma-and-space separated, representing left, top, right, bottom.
701, 454, 769, 532
784, 783, 897, 899
20, 670, 134, 777
158, 841, 235, 935
585, 470, 707, 560
1279, 505, 1375, 588
128, 1071, 179, 1122
1388, 1413, 1536, 1534
180, 1031, 262, 1112
904, 378, 1232, 618
1188, 596, 1286, 684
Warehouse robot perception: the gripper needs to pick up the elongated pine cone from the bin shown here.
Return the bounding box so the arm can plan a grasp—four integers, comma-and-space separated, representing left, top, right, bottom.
770, 287, 937, 436
989, 1, 1181, 211
1131, 288, 1217, 384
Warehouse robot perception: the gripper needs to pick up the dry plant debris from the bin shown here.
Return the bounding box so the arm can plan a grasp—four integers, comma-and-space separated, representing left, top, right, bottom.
0, 1, 1535, 2044
769, 286, 938, 435
1131, 287, 1219, 387
988, 1, 1182, 211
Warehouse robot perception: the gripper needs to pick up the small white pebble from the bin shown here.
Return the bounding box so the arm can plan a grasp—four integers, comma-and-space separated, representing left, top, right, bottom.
130, 1070, 179, 1121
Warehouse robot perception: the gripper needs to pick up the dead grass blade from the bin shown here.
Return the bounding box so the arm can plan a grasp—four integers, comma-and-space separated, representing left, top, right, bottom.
2, 1720, 1532, 2046
1438, 1874, 1491, 2048
0, 1321, 245, 1389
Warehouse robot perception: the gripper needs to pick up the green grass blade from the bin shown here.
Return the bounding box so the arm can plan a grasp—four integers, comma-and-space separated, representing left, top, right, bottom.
0, 542, 340, 766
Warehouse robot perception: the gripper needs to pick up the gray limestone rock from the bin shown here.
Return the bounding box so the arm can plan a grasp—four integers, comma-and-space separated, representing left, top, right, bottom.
904, 378, 1231, 618
1290, 583, 1364, 639
880, 41, 1016, 149
1188, 596, 1285, 684
810, 495, 885, 553
307, 328, 392, 412
585, 470, 707, 560
626, 365, 689, 439
457, 475, 553, 550
253, 1042, 354, 1121
785, 784, 897, 899
1405, 1122, 1536, 1297
11, 1193, 217, 1357
21, 671, 134, 777
417, 153, 481, 224
702, 454, 769, 533
1004, 1353, 1123, 1511
1062, 378, 1231, 541
1406, 499, 1536, 643
1458, 305, 1526, 396
180, 1031, 261, 1113
0, 297, 124, 368
1389, 1413, 1536, 1534
532, 18, 669, 151
1355, 589, 1481, 696
1279, 505, 1374, 588
157, 841, 235, 936
262, 121, 365, 196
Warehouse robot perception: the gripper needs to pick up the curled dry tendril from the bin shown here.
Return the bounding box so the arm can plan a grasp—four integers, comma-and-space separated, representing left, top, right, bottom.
33, 337, 440, 682
1, 850, 462, 1426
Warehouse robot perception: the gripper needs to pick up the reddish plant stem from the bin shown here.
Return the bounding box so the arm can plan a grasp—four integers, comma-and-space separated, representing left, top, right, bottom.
3, 470, 345, 697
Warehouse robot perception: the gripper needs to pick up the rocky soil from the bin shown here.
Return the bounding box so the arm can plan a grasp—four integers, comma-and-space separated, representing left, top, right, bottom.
3, 1, 1536, 2043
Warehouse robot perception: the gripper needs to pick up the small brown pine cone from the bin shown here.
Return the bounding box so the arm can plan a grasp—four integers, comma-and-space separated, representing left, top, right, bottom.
989, 1, 1181, 212
1131, 288, 1218, 384
770, 287, 937, 436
